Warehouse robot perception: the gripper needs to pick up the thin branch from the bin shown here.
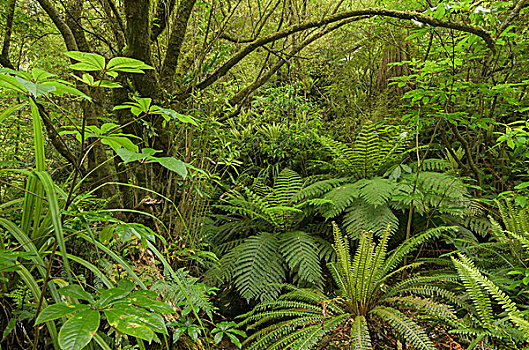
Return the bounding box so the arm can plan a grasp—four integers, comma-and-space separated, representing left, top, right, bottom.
495, 0, 528, 40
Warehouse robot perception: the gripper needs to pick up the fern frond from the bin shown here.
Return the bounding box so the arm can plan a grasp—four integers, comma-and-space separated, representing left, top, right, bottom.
274, 168, 303, 205
319, 136, 358, 175
279, 231, 322, 285
385, 296, 456, 320
452, 253, 529, 337
379, 226, 456, 279
371, 306, 436, 350
293, 177, 350, 202
343, 201, 399, 237
351, 315, 372, 350
351, 230, 375, 303
358, 177, 395, 207
416, 158, 452, 172
233, 233, 285, 301
322, 182, 363, 218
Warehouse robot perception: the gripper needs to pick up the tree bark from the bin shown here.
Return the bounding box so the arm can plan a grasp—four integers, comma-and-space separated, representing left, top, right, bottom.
160, 0, 197, 86
0, 0, 16, 69
124, 0, 158, 96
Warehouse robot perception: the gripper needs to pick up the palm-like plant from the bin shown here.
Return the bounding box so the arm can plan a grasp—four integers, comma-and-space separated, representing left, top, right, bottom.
207, 169, 333, 302
240, 223, 457, 349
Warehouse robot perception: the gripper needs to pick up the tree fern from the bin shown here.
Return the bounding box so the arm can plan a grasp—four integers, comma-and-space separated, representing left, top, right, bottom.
320, 121, 410, 179
208, 169, 331, 302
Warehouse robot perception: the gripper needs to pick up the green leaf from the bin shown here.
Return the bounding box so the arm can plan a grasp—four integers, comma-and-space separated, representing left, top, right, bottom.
187, 326, 201, 341
107, 57, 154, 72
172, 328, 184, 343
117, 148, 161, 163
110, 304, 168, 334
59, 285, 95, 304
97, 288, 130, 308
105, 309, 154, 342
0, 74, 26, 93
41, 81, 91, 100
227, 332, 242, 348
32, 68, 55, 82
213, 331, 223, 344
65, 51, 106, 71
58, 309, 100, 350
158, 108, 199, 126
0, 103, 27, 124
127, 291, 174, 313
15, 77, 56, 97
155, 157, 188, 179
101, 135, 138, 152
2, 318, 16, 340
117, 279, 135, 292
98, 225, 115, 244
36, 303, 90, 324
94, 80, 122, 88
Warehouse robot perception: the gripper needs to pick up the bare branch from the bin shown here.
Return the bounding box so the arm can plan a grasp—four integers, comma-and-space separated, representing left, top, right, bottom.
227, 17, 366, 112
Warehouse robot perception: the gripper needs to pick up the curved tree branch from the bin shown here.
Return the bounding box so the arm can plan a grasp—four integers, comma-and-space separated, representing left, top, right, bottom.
36, 0, 78, 51
227, 17, 366, 112
193, 7, 495, 93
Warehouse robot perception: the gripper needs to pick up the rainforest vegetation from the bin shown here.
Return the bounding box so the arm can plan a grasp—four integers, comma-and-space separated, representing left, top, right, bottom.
0, 0, 528, 349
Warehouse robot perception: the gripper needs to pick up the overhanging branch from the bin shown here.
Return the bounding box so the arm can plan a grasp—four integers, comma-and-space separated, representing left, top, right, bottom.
193, 7, 495, 92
